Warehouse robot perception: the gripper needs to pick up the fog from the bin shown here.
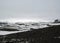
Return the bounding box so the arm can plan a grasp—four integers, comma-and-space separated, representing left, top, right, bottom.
0, 0, 60, 22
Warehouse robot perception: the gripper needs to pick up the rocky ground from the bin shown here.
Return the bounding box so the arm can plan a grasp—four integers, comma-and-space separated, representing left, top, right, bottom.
0, 25, 60, 43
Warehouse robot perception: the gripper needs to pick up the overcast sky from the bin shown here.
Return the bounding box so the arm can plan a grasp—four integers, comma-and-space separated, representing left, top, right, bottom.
0, 0, 60, 22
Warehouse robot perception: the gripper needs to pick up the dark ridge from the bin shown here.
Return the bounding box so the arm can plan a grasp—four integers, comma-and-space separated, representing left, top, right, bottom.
0, 25, 60, 43
0, 28, 19, 31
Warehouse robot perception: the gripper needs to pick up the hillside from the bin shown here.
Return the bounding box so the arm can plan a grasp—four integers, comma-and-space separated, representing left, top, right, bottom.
1, 25, 60, 43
